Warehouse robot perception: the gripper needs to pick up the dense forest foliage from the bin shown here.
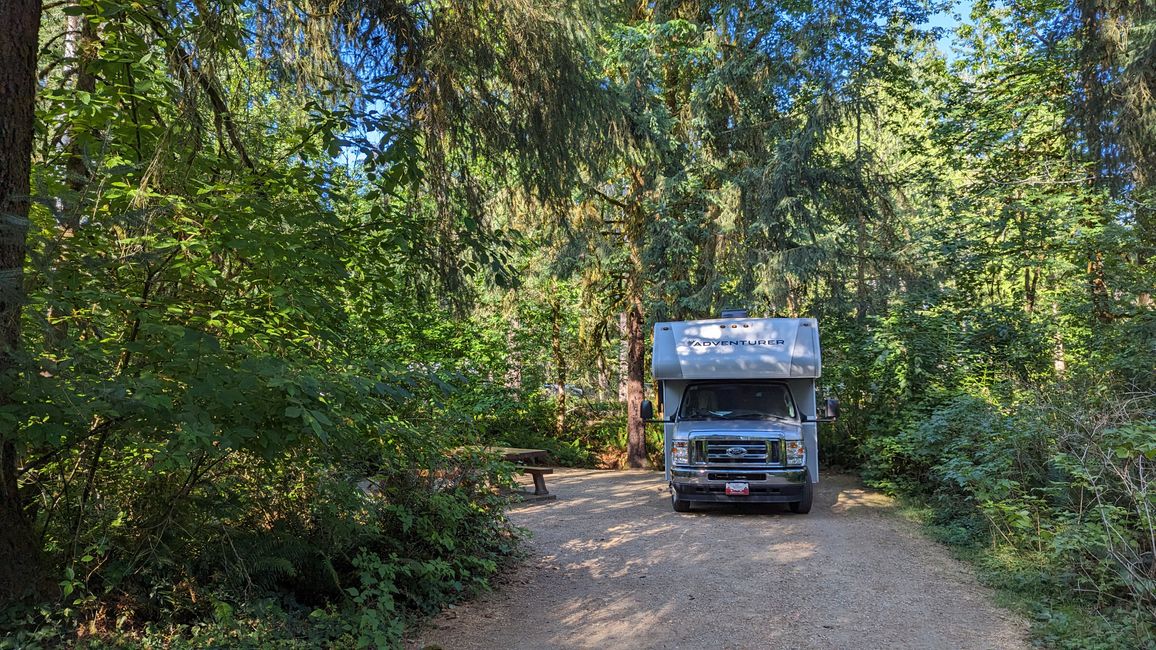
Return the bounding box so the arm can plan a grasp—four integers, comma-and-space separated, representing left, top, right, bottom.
0, 0, 1152, 647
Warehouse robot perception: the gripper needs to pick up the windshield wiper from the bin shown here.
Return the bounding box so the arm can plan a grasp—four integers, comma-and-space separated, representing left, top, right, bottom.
721, 411, 792, 422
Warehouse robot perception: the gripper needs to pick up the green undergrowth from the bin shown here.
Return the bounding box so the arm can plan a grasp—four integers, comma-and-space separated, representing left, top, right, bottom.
1, 365, 534, 649
852, 307, 1156, 650
893, 496, 1156, 650
2, 465, 526, 650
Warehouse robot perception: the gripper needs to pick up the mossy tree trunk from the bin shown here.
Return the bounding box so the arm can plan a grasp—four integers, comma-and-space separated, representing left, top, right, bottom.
0, 0, 49, 604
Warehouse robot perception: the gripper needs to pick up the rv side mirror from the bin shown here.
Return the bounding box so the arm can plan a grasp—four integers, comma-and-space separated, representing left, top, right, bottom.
824, 398, 840, 420
640, 399, 655, 421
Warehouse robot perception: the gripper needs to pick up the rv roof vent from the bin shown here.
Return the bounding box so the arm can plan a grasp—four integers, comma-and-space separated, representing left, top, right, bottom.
720, 308, 748, 318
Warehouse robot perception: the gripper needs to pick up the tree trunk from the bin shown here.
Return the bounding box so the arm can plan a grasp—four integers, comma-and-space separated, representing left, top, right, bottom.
63, 8, 98, 213
0, 0, 49, 603
785, 278, 801, 317
625, 297, 648, 468
1024, 267, 1038, 313
855, 213, 868, 321
622, 164, 649, 469
854, 98, 868, 321
617, 311, 628, 402
596, 348, 609, 398
504, 310, 521, 389
1088, 251, 1113, 322
624, 211, 648, 468
550, 289, 567, 438
1052, 301, 1067, 374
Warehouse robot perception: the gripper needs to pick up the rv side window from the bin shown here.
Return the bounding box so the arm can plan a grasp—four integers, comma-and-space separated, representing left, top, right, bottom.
678, 382, 797, 421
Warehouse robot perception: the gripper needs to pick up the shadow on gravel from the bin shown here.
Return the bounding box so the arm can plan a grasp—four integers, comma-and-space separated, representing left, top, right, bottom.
688, 502, 792, 516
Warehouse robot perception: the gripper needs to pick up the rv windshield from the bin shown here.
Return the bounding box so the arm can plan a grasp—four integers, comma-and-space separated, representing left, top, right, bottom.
678, 382, 797, 421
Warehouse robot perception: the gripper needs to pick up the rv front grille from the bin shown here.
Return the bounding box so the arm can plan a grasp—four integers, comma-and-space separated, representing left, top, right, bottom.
693, 439, 779, 465
707, 472, 766, 481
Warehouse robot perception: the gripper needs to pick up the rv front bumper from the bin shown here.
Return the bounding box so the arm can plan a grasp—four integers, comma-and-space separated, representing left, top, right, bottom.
671, 467, 807, 504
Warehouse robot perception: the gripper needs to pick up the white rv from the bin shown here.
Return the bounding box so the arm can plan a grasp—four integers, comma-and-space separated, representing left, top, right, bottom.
641, 313, 837, 513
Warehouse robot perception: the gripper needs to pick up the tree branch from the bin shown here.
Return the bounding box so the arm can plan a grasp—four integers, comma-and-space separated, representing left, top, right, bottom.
587, 185, 630, 210
144, 15, 255, 171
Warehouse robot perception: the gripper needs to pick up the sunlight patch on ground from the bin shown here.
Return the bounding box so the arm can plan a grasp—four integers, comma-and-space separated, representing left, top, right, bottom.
831, 488, 894, 513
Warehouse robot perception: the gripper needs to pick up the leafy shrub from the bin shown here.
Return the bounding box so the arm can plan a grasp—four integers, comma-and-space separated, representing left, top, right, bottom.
1, 361, 524, 648
862, 378, 1155, 648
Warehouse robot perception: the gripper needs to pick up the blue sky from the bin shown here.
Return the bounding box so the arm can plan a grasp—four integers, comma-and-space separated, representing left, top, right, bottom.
925, 0, 974, 61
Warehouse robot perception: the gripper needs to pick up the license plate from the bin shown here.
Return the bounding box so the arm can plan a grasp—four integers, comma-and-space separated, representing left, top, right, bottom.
725, 482, 750, 496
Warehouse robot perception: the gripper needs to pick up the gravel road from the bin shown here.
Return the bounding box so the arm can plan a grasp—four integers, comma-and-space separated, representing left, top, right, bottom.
408, 469, 1027, 650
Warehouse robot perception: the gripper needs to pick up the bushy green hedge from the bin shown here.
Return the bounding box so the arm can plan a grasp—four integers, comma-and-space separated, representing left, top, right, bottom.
861, 381, 1155, 648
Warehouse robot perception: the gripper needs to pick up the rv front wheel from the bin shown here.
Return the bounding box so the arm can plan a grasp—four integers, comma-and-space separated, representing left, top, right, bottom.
671, 488, 691, 513
790, 477, 813, 514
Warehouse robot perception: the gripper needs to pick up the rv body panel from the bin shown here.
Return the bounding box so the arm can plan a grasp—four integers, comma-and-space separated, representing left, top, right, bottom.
652, 317, 826, 511
652, 318, 820, 380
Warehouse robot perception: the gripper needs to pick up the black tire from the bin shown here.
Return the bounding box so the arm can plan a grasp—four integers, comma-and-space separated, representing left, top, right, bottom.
789, 476, 813, 514
671, 488, 691, 513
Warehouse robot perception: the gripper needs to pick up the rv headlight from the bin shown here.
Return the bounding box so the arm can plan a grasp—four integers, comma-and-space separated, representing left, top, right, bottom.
672, 441, 689, 465
785, 440, 805, 466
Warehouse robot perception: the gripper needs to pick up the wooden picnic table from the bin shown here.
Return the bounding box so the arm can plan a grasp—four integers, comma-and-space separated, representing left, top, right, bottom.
485, 447, 550, 464
452, 446, 554, 496
481, 447, 554, 497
